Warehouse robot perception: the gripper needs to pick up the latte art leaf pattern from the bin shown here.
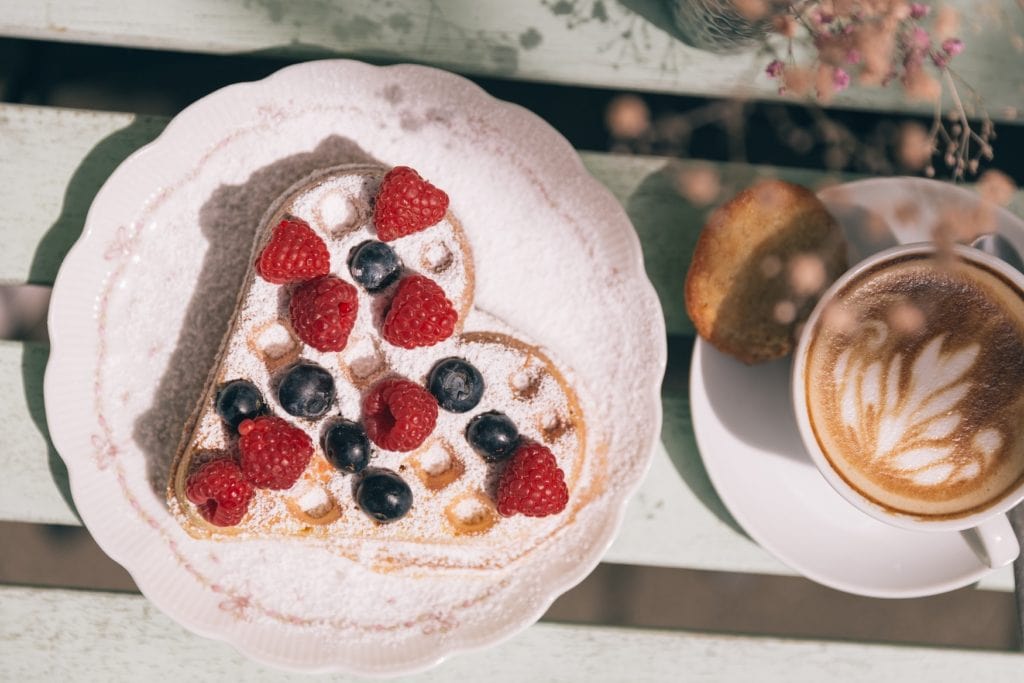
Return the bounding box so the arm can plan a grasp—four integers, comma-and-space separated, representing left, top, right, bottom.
834, 322, 1001, 487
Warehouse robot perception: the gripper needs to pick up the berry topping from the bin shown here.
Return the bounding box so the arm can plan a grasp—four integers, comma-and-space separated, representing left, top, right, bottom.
466, 411, 519, 462
255, 217, 330, 284
348, 240, 403, 292
277, 361, 335, 419
428, 358, 484, 413
289, 275, 359, 352
374, 166, 449, 241
356, 468, 413, 523
382, 275, 457, 349
496, 442, 569, 518
185, 458, 254, 527
237, 416, 313, 490
322, 419, 372, 474
362, 378, 438, 452
215, 379, 266, 431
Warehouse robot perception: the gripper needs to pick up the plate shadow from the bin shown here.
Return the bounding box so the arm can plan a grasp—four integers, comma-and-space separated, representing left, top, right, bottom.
700, 343, 811, 465
23, 114, 168, 520
133, 136, 382, 500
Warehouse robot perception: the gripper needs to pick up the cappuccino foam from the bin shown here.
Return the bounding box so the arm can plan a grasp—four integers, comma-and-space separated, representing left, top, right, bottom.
805, 254, 1024, 519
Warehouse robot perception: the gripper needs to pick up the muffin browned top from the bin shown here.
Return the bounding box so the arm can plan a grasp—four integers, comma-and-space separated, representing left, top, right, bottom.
685, 179, 848, 364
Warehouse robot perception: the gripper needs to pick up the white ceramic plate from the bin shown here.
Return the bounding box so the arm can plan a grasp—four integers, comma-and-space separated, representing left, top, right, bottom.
44, 60, 665, 674
691, 177, 1024, 598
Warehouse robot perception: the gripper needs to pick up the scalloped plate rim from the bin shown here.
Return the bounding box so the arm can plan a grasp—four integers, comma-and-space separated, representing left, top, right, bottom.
43, 59, 666, 675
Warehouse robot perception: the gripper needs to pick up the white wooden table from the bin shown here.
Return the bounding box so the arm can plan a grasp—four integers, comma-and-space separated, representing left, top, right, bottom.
2, 2, 1024, 680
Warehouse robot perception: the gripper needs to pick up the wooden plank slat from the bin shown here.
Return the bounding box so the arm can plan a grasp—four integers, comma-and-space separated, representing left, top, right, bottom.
0, 105, 166, 286
0, 0, 1021, 121
3, 586, 1023, 681
0, 340, 74, 525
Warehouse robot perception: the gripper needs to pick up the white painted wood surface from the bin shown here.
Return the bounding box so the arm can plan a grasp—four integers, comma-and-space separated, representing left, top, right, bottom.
3, 586, 1023, 681
1, 14, 1021, 679
0, 341, 66, 525
0, 104, 165, 286
0, 102, 1018, 590
0, 0, 1021, 121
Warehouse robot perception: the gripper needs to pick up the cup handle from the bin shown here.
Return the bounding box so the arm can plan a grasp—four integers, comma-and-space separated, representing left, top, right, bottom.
961, 514, 1020, 569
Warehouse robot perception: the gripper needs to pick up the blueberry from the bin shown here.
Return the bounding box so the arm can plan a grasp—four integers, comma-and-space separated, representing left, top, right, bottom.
323, 420, 371, 473
348, 240, 402, 292
428, 358, 485, 413
215, 379, 266, 430
277, 361, 335, 418
465, 411, 519, 462
356, 468, 413, 523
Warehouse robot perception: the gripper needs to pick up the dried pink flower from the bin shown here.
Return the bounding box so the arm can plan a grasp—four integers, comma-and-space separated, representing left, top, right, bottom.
733, 0, 769, 21
903, 66, 941, 102
788, 254, 828, 296
814, 32, 853, 66
897, 122, 933, 169
909, 3, 930, 19
942, 38, 964, 56
783, 66, 814, 96
673, 166, 721, 206
606, 95, 650, 138
772, 15, 798, 38
833, 68, 851, 91
855, 24, 897, 85
888, 302, 926, 335
909, 26, 931, 51
815, 64, 837, 102
977, 170, 1017, 207
773, 300, 797, 325
765, 59, 785, 79
845, 49, 862, 65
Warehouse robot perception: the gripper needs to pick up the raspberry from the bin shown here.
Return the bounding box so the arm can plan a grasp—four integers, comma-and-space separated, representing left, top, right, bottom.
289, 276, 359, 352
362, 379, 438, 452
237, 416, 313, 490
382, 275, 457, 349
255, 218, 330, 284
496, 443, 569, 517
374, 166, 449, 241
185, 458, 254, 527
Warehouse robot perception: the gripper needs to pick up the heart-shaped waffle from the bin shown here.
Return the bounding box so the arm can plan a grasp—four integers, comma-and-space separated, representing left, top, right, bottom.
168, 164, 589, 572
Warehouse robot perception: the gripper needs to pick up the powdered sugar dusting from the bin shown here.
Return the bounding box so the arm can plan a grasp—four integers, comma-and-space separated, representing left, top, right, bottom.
169, 165, 593, 620
77, 62, 662, 672
187, 271, 586, 563
419, 443, 453, 476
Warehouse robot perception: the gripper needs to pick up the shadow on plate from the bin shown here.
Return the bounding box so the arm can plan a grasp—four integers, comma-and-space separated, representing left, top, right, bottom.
133, 135, 382, 500
699, 342, 811, 465
625, 164, 767, 535
22, 115, 168, 520
660, 337, 742, 534
818, 190, 900, 263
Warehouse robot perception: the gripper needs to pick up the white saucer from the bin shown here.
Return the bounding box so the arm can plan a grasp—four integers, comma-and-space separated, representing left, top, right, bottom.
690, 177, 1024, 598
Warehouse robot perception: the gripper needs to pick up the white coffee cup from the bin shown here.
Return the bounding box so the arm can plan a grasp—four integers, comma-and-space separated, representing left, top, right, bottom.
792, 243, 1024, 569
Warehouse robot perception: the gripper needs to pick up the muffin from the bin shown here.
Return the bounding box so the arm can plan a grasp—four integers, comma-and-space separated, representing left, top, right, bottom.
685, 179, 848, 364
